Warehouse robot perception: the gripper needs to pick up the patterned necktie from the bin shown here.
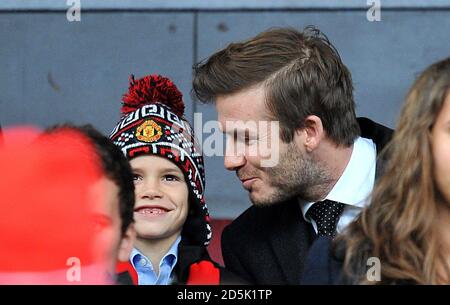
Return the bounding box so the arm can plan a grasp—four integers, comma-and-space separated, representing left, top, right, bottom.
306, 199, 345, 237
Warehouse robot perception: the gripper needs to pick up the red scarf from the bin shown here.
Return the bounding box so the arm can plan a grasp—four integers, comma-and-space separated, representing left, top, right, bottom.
186, 260, 220, 285
116, 261, 138, 285
116, 259, 220, 285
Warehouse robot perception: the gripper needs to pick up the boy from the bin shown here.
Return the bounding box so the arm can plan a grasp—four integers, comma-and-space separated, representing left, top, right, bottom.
110, 74, 243, 284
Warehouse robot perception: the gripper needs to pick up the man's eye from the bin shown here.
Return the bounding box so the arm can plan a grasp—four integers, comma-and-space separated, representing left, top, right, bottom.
232, 131, 238, 143
245, 136, 257, 145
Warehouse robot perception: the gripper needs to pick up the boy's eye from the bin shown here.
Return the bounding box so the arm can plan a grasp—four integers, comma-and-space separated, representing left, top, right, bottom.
164, 175, 180, 182
132, 174, 142, 181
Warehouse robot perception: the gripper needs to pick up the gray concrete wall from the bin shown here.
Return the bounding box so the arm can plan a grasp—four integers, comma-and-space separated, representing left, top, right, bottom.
1, 1, 449, 218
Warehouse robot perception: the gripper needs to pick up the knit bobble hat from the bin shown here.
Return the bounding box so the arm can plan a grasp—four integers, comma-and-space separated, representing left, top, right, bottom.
110, 74, 211, 246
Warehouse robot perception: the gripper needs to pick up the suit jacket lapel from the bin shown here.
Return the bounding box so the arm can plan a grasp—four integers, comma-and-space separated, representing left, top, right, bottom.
357, 117, 394, 180
267, 201, 311, 284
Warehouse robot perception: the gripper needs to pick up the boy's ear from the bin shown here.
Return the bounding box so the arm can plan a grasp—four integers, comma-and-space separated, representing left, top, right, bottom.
117, 224, 136, 262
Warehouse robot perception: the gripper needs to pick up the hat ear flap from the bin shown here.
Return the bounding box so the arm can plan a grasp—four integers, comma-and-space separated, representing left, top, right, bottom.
181, 192, 209, 246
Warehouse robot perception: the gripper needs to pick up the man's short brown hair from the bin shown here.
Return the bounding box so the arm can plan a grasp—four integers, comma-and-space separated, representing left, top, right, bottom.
192, 26, 360, 145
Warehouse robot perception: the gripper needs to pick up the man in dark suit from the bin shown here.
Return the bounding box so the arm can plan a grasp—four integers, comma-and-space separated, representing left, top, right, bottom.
192, 26, 393, 284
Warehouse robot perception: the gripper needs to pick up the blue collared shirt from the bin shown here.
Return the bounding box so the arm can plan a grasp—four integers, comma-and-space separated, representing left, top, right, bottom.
130, 236, 181, 285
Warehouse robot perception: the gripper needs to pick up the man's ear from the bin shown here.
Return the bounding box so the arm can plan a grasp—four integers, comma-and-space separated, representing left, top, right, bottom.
117, 223, 136, 262
294, 115, 324, 152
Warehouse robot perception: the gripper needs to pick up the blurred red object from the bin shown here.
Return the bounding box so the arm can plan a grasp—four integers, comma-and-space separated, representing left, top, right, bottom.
207, 218, 232, 266
0, 126, 111, 284
186, 260, 220, 285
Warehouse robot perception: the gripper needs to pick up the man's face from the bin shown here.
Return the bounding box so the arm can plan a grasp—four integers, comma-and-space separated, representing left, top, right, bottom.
216, 85, 327, 206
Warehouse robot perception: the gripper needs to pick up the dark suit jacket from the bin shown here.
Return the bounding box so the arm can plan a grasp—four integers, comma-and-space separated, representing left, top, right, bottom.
300, 236, 418, 285
221, 118, 393, 285
300, 237, 344, 285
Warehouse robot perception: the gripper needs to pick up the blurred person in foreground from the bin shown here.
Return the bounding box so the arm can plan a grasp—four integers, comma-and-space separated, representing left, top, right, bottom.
45, 124, 137, 284
0, 125, 135, 284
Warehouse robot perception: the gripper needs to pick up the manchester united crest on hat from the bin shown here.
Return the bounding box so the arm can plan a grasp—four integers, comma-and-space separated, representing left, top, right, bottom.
135, 120, 162, 143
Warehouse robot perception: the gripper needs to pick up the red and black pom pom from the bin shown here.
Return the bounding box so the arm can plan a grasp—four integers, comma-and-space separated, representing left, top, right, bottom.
121, 74, 185, 117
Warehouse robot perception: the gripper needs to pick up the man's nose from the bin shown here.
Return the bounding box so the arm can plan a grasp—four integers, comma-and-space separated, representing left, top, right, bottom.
224, 154, 246, 171
224, 141, 246, 171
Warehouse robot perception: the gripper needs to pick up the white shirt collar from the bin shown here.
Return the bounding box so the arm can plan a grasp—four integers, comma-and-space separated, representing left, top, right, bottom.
299, 136, 377, 221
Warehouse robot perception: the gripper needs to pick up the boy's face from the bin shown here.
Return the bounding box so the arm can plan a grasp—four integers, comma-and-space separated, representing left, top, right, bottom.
130, 155, 189, 242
